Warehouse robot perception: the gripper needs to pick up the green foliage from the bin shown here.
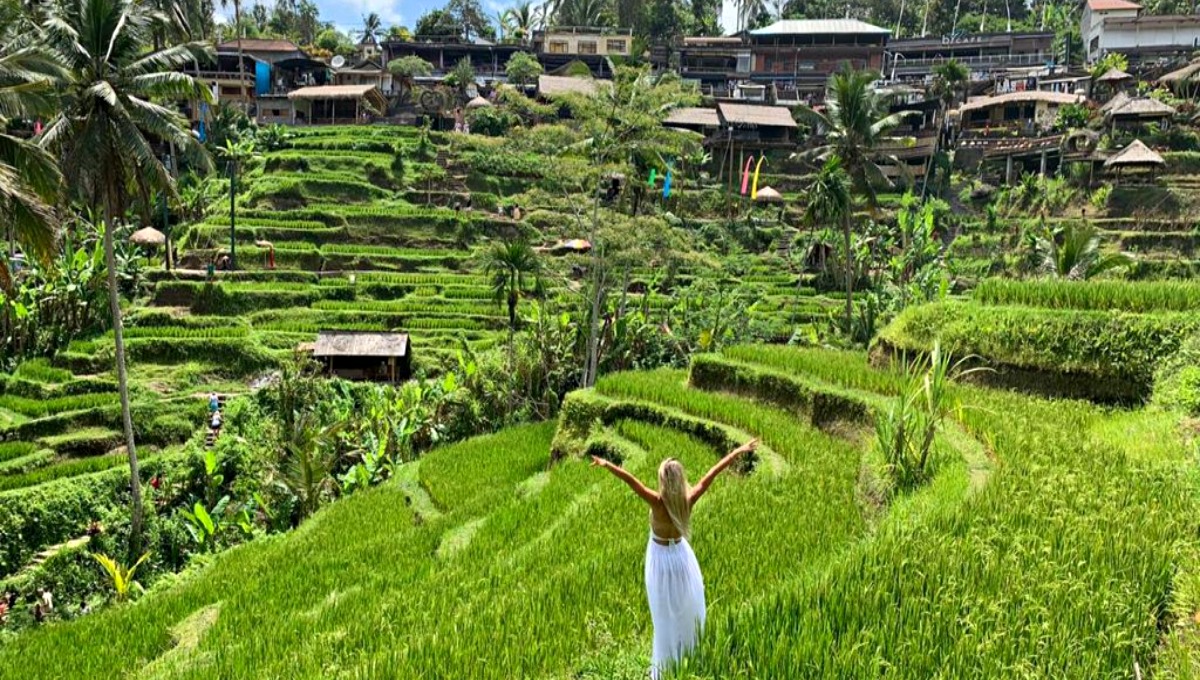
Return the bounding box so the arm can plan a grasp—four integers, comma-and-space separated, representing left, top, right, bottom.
467, 105, 518, 137
1054, 102, 1091, 132
504, 51, 543, 87
1153, 332, 1200, 415
1032, 222, 1132, 280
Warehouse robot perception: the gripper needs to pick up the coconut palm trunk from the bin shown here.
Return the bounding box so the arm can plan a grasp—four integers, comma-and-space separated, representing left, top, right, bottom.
103, 204, 143, 555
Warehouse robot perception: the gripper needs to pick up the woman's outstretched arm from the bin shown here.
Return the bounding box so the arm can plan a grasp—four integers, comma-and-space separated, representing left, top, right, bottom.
591, 456, 659, 505
689, 439, 758, 505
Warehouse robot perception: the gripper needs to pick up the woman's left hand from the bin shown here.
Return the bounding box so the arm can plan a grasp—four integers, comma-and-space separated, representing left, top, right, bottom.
590, 455, 607, 468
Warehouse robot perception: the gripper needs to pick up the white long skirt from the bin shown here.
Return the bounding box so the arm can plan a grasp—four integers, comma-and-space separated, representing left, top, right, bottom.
645, 535, 706, 679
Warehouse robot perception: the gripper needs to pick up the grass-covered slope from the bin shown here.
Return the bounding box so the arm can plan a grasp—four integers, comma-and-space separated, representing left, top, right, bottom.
2, 347, 1196, 678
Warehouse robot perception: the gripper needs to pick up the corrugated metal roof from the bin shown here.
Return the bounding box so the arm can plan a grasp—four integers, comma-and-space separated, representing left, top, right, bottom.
313, 331, 409, 358
717, 102, 798, 128
663, 107, 720, 127
750, 19, 890, 36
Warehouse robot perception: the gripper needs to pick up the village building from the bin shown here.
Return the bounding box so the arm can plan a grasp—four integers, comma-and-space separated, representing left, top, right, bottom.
1082, 0, 1200, 64
886, 31, 1056, 84
533, 26, 632, 77
382, 35, 526, 85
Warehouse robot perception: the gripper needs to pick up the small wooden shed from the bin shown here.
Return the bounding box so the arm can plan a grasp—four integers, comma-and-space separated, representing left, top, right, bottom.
311, 331, 411, 383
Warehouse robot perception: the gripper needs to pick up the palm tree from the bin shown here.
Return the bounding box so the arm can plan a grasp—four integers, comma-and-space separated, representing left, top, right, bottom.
219, 0, 248, 111
483, 238, 542, 352
804, 156, 854, 328
42, 0, 212, 556
360, 12, 382, 45
738, 0, 768, 31
503, 1, 536, 44
932, 59, 968, 112
0, 37, 66, 348
1034, 222, 1133, 280
795, 69, 916, 210
0, 38, 66, 269
555, 0, 611, 26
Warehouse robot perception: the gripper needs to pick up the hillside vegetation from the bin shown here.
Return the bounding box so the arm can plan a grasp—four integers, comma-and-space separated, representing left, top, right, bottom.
3, 347, 1197, 677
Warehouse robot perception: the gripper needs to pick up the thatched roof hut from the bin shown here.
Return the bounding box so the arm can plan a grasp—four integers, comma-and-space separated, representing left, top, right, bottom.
129, 226, 166, 247
1104, 139, 1164, 169
466, 95, 492, 109
1096, 67, 1132, 83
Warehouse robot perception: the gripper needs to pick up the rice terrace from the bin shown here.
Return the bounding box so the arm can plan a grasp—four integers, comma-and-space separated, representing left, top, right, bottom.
4, 0, 1200, 677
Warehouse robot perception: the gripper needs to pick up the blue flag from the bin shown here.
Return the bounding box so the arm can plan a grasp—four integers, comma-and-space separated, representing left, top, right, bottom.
662, 170, 672, 198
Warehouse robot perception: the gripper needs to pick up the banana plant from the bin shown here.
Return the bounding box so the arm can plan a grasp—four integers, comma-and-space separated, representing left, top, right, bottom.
179, 496, 231, 552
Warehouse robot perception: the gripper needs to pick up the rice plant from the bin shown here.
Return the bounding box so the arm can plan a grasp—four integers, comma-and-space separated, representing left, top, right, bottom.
974, 278, 1200, 312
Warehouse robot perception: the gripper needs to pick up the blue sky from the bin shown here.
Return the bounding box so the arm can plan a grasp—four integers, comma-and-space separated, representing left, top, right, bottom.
222, 1, 737, 37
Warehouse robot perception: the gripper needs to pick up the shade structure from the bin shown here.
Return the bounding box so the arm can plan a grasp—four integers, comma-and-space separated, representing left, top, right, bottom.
1104, 139, 1165, 169
466, 95, 492, 109
129, 226, 166, 247
755, 186, 784, 203
1096, 67, 1132, 83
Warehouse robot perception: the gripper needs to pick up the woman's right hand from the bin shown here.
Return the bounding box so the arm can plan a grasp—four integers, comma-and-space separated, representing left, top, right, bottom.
590, 455, 607, 468
737, 439, 759, 455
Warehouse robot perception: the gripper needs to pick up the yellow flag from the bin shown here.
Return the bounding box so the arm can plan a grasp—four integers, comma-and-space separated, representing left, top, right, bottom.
750, 156, 765, 199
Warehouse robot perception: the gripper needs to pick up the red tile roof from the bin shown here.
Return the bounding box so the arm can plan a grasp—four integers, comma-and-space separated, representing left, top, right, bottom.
1086, 0, 1142, 11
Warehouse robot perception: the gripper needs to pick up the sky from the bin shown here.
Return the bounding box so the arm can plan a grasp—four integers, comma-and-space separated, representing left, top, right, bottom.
220, 1, 738, 38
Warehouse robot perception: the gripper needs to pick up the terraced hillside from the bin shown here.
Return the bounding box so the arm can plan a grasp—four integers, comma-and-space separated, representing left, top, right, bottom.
4, 346, 1195, 678
0, 123, 859, 587
879, 279, 1200, 402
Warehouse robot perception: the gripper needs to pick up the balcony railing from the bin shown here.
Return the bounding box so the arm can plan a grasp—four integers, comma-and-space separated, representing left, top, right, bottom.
890, 52, 1050, 70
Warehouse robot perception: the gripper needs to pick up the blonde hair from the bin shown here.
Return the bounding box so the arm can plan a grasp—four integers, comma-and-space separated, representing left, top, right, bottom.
658, 459, 692, 539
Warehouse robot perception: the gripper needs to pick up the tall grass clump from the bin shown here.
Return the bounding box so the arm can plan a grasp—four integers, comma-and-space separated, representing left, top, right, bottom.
975, 278, 1200, 312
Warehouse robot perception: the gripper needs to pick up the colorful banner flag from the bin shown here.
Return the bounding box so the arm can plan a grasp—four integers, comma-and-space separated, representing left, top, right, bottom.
33, 120, 42, 135
751, 156, 766, 200
740, 156, 753, 195
662, 170, 672, 198
648, 168, 657, 187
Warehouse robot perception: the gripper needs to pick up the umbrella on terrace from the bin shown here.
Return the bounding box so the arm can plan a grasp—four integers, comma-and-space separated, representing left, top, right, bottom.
129, 226, 166, 247
466, 95, 492, 109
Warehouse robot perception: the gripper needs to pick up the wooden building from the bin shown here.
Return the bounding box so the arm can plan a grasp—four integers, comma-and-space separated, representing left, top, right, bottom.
311, 331, 411, 383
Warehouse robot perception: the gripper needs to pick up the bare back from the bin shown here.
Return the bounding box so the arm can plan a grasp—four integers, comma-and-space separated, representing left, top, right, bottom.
648, 499, 684, 540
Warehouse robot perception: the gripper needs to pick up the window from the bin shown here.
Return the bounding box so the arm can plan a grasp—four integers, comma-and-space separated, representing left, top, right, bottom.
579, 40, 598, 55
736, 51, 751, 73
606, 39, 627, 53
548, 40, 568, 54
